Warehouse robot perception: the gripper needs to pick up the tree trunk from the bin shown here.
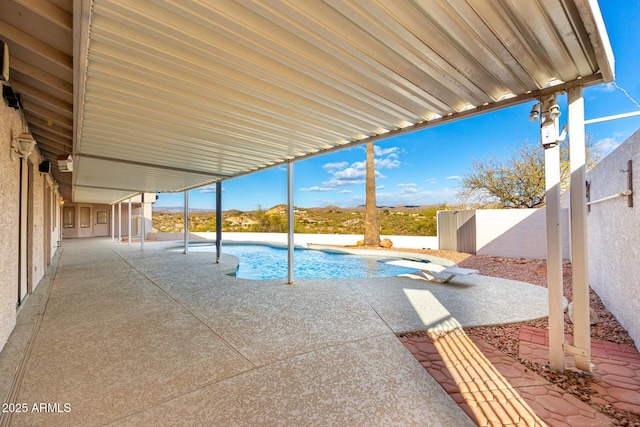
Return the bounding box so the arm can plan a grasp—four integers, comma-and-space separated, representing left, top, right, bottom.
364, 141, 380, 246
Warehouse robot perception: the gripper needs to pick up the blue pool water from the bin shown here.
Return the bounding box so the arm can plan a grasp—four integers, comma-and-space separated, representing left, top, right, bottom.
185, 244, 417, 280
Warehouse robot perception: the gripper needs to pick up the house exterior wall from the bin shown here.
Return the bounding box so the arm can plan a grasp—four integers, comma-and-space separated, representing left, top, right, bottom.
0, 101, 62, 352
0, 100, 22, 351
29, 165, 45, 292
62, 203, 113, 239
586, 129, 640, 348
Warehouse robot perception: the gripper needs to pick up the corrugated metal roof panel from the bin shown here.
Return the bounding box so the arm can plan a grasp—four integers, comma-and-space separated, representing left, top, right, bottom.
68, 0, 614, 203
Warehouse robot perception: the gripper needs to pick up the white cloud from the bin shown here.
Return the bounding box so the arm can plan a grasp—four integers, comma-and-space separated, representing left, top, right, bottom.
446, 175, 462, 181
337, 189, 352, 194
426, 178, 438, 185
598, 82, 616, 93
374, 146, 400, 156
199, 184, 219, 193
375, 154, 400, 169
300, 186, 334, 192
594, 137, 621, 157
333, 164, 366, 180
322, 161, 349, 171
397, 183, 420, 194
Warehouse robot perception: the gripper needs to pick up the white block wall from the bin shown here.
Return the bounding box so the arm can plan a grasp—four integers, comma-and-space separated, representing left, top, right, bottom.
586, 129, 640, 348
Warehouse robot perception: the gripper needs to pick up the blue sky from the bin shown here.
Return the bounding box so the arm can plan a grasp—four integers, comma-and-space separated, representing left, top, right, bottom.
157, 2, 640, 211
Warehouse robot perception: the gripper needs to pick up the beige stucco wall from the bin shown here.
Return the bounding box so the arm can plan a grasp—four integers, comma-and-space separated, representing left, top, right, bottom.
475, 208, 571, 259
29, 163, 45, 291
587, 129, 640, 349
0, 101, 61, 352
0, 102, 22, 350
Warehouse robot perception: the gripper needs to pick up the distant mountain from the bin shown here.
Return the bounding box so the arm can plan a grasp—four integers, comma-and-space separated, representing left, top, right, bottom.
154, 204, 440, 213
154, 206, 215, 213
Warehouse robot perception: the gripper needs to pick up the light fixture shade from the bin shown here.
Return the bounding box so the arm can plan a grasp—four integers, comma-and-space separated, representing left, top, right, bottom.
548, 104, 561, 120
12, 132, 36, 159
57, 154, 73, 172
528, 103, 541, 122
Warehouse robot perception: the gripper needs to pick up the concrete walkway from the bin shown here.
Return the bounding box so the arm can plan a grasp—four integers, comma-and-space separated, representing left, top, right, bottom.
0, 238, 554, 426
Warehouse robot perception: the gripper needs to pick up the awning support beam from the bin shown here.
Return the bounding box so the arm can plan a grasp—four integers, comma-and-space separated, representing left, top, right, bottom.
184, 191, 189, 254
568, 86, 592, 372
541, 93, 565, 372
216, 182, 222, 263
287, 161, 294, 285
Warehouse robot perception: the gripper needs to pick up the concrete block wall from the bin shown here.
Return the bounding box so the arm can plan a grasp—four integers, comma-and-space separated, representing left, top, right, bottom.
475, 208, 571, 259
586, 129, 640, 348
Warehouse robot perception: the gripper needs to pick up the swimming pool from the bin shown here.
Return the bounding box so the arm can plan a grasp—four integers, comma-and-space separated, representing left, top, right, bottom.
183, 243, 418, 280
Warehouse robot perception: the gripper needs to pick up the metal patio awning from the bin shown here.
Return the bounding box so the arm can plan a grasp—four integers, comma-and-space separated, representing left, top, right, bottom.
1, 0, 614, 203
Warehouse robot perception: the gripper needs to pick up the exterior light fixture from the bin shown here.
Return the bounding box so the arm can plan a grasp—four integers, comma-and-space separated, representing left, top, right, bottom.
528, 103, 541, 121
57, 154, 73, 172
11, 132, 36, 160
548, 104, 561, 120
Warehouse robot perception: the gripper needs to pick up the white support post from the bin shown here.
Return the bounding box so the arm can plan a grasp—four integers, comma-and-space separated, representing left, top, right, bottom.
541, 93, 565, 372
140, 194, 145, 251
118, 202, 122, 242
216, 182, 222, 263
568, 86, 592, 372
128, 198, 132, 245
184, 191, 189, 254
111, 204, 115, 240
287, 161, 294, 285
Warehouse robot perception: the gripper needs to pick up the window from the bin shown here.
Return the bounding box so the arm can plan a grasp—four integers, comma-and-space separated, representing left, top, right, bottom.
63, 206, 75, 228
80, 207, 91, 228
97, 210, 108, 224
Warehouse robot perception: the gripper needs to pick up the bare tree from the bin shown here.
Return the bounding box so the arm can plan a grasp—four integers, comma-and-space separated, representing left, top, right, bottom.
363, 141, 380, 245
459, 139, 601, 208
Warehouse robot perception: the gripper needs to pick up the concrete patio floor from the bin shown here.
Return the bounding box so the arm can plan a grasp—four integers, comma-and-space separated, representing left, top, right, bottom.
0, 237, 555, 426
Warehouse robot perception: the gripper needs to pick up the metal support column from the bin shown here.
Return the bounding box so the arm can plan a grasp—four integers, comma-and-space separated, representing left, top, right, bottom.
287, 161, 294, 285
140, 194, 145, 251
540, 93, 565, 371
184, 191, 189, 254
118, 202, 122, 242
128, 198, 132, 245
111, 204, 115, 240
568, 86, 592, 372
216, 182, 222, 263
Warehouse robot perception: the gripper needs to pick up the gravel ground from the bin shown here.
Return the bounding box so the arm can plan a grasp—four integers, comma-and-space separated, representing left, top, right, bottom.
457, 253, 640, 427
349, 245, 639, 426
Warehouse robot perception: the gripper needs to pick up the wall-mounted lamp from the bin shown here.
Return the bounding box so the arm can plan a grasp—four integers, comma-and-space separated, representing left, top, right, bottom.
528, 103, 541, 121
11, 132, 36, 160
57, 154, 73, 172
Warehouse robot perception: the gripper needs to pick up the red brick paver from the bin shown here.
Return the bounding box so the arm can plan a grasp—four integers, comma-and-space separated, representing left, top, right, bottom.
519, 326, 640, 421
401, 327, 615, 426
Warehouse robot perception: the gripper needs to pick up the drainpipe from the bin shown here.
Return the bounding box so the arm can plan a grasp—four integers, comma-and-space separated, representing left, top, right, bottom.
216, 181, 221, 263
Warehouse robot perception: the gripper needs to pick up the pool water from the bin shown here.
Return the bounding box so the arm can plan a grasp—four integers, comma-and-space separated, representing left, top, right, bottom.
185, 244, 417, 280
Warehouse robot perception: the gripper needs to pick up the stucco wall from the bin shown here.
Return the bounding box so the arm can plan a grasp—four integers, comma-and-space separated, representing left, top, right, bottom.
29, 165, 45, 291
0, 103, 22, 350
587, 129, 640, 348
184, 232, 440, 249
475, 208, 571, 259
